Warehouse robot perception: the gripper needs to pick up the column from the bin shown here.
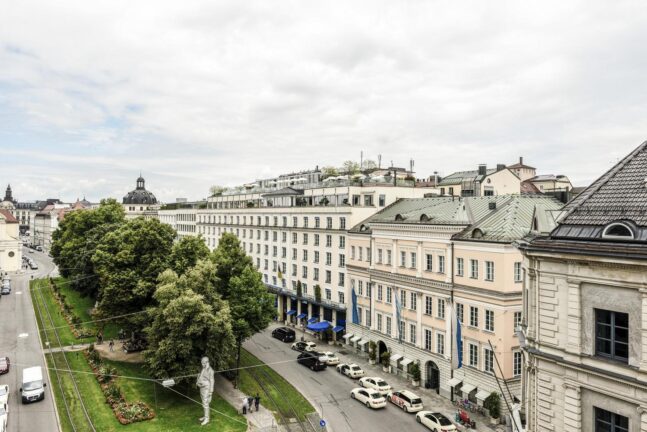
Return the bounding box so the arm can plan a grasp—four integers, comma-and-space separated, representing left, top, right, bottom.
641, 289, 647, 372
527, 267, 537, 340
307, 302, 313, 318
416, 292, 423, 348
562, 381, 582, 432
277, 295, 284, 322
332, 309, 338, 341
391, 240, 397, 273
637, 406, 647, 432
416, 241, 423, 278
566, 279, 582, 356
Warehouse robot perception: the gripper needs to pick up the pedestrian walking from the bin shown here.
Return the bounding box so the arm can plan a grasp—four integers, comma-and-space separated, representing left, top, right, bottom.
97, 331, 103, 345
242, 396, 248, 415
109, 340, 114, 352
254, 393, 260, 411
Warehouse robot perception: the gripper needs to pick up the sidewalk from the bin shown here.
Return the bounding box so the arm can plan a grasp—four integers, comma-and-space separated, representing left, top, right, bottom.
214, 373, 281, 432
296, 328, 505, 432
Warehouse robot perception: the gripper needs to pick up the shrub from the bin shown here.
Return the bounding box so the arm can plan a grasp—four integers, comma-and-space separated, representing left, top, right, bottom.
368, 341, 377, 361
484, 392, 501, 419
380, 351, 391, 368
410, 361, 421, 382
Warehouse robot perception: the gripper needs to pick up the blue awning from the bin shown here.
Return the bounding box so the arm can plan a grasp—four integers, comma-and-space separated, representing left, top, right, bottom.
296, 313, 307, 319
308, 317, 319, 324
307, 321, 330, 332
286, 310, 297, 316
332, 326, 345, 333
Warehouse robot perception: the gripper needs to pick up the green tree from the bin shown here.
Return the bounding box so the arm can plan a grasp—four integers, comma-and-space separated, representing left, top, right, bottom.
209, 185, 227, 197
211, 233, 275, 386
144, 269, 235, 382
342, 160, 360, 175
321, 166, 339, 179
92, 218, 175, 331
170, 235, 210, 275
51, 198, 125, 298
362, 159, 377, 171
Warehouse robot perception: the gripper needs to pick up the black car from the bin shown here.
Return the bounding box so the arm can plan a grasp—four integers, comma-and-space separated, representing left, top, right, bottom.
271, 327, 296, 342
297, 352, 327, 371
1, 285, 10, 295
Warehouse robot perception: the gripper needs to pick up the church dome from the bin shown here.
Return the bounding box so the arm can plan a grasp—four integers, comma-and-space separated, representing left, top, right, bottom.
123, 176, 158, 205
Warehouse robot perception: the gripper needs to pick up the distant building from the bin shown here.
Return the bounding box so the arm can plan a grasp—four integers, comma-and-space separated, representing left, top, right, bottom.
507, 157, 537, 182
0, 209, 21, 272
527, 174, 573, 192
122, 176, 159, 219
518, 140, 647, 432
438, 164, 520, 197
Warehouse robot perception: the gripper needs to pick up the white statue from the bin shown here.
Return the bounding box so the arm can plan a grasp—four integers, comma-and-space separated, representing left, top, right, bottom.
196, 356, 215, 425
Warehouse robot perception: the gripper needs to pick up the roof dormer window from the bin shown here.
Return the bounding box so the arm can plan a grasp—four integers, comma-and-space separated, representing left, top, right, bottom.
394, 214, 406, 221
471, 228, 485, 239
420, 214, 430, 222
602, 222, 634, 239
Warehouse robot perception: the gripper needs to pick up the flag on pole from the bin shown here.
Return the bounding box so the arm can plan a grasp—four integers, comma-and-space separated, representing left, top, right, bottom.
394, 287, 402, 343
351, 287, 359, 324
450, 302, 463, 369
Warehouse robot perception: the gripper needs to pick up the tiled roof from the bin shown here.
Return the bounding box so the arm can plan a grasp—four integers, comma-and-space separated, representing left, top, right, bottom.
0, 209, 18, 223
521, 181, 541, 193
559, 140, 647, 227
438, 168, 498, 186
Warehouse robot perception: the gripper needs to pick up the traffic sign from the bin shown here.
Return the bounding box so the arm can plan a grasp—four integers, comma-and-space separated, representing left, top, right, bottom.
320, 419, 326, 427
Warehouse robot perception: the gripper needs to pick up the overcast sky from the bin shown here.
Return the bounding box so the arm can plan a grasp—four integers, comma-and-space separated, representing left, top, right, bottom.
2, 1, 647, 202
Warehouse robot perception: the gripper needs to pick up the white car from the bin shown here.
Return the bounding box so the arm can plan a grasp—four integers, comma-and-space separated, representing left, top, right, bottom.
387, 390, 424, 412
416, 411, 457, 431
359, 377, 392, 395
350, 387, 387, 409
0, 402, 7, 432
0, 385, 7, 405
317, 351, 340, 365
336, 363, 365, 378
291, 341, 317, 352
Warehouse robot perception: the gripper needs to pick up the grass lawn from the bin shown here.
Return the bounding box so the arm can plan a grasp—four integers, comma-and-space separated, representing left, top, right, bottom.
46, 352, 247, 432
238, 349, 314, 423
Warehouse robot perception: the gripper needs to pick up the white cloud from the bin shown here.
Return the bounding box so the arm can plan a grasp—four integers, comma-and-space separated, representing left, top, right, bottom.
1, 0, 647, 201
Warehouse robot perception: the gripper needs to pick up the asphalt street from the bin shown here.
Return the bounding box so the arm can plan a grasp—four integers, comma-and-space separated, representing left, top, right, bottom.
0, 248, 59, 432
245, 324, 445, 432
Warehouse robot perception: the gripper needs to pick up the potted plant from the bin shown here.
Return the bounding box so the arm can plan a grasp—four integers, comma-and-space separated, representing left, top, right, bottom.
314, 284, 322, 303
410, 361, 421, 387
325, 328, 334, 345
380, 351, 391, 373
484, 392, 501, 425
368, 341, 377, 365
319, 197, 329, 206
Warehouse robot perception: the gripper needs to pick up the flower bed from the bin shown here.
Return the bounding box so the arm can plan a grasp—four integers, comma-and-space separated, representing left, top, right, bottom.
48, 278, 94, 339
84, 346, 155, 425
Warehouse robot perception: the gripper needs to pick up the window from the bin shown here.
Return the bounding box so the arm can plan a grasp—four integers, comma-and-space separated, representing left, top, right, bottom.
340, 217, 346, 229
364, 194, 373, 206
291, 264, 296, 276
387, 250, 392, 265
437, 333, 445, 355
303, 233, 308, 245
358, 248, 363, 261
595, 407, 629, 432
338, 292, 344, 304
366, 247, 371, 263
314, 251, 319, 263
469, 344, 479, 367
325, 270, 331, 284
282, 216, 287, 227
400, 251, 406, 267
485, 310, 494, 332
326, 252, 332, 266
366, 283, 371, 298
326, 235, 332, 247
314, 234, 319, 246
326, 217, 333, 229
313, 268, 319, 281
514, 262, 522, 282
365, 309, 371, 327
426, 254, 433, 271
338, 273, 345, 287
351, 246, 356, 260
485, 261, 494, 281
293, 216, 298, 227
302, 266, 308, 278
410, 292, 417, 311
437, 299, 445, 318
377, 314, 383, 332
484, 348, 494, 373
282, 232, 287, 242
339, 254, 345, 267
377, 285, 383, 301
410, 252, 417, 269
303, 250, 308, 261
339, 236, 345, 248
325, 289, 332, 300
377, 249, 383, 264
386, 316, 392, 336
386, 286, 392, 304
379, 194, 386, 206
409, 324, 416, 344
470, 259, 479, 279
602, 222, 634, 239
513, 351, 522, 376
425, 296, 433, 315
315, 217, 320, 228
292, 248, 297, 260
456, 303, 464, 323
438, 256, 445, 273
424, 329, 432, 350
399, 321, 406, 341
400, 290, 407, 308
292, 233, 297, 244
514, 312, 522, 329
357, 280, 363, 296
595, 309, 629, 362
470, 306, 479, 327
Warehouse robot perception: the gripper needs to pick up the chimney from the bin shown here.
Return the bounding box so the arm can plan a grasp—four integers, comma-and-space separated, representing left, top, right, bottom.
497, 164, 506, 171
478, 164, 487, 176
519, 156, 523, 165
489, 202, 497, 210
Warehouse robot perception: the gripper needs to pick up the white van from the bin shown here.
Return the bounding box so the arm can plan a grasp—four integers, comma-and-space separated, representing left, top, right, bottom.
20, 367, 46, 404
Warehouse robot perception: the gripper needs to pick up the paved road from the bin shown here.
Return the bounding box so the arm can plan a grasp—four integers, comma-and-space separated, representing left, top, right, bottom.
0, 248, 59, 432
245, 325, 439, 432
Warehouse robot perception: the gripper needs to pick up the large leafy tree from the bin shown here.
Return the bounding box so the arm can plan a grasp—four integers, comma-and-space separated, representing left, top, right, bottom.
211, 233, 275, 386
51, 199, 125, 298
170, 235, 210, 276
92, 217, 175, 331
144, 268, 235, 381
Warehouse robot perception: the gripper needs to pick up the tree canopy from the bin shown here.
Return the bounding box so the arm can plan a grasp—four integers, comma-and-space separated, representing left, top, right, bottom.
170, 235, 210, 276
342, 160, 360, 175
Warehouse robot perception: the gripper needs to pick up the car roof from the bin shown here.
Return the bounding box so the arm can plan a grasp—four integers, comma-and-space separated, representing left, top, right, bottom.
399, 390, 420, 398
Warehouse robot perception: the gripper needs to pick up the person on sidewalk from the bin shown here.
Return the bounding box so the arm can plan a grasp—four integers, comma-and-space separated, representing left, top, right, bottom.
248, 396, 254, 413
242, 396, 249, 415
254, 393, 260, 412
108, 340, 114, 352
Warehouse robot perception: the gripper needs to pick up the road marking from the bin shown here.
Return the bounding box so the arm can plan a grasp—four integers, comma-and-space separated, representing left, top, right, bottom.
16, 291, 22, 295
18, 333, 29, 338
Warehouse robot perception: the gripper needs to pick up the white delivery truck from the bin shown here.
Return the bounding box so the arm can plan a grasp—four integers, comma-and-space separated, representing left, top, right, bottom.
20, 367, 46, 404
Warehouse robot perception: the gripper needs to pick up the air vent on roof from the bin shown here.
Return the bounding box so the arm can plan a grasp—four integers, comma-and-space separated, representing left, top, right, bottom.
489, 202, 496, 210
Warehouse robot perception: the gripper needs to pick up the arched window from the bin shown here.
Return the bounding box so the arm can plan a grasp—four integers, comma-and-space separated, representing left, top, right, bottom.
602, 222, 634, 239
394, 214, 406, 221
471, 228, 485, 239
420, 214, 430, 222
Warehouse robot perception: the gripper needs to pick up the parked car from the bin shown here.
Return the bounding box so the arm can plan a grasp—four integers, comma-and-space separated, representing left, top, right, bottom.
350, 387, 387, 409
416, 411, 457, 431
0, 402, 7, 432
1, 285, 10, 295
20, 366, 46, 404
336, 363, 365, 379
29, 262, 38, 270
387, 390, 424, 413
316, 351, 340, 365
271, 327, 296, 343
0, 385, 8, 405
0, 358, 9, 375
359, 377, 392, 395
28, 249, 34, 254
35, 246, 43, 252
297, 352, 327, 371
291, 341, 317, 352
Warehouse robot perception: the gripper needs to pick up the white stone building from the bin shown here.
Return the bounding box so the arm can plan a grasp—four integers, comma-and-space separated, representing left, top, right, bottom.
518, 141, 647, 432
0, 209, 21, 272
